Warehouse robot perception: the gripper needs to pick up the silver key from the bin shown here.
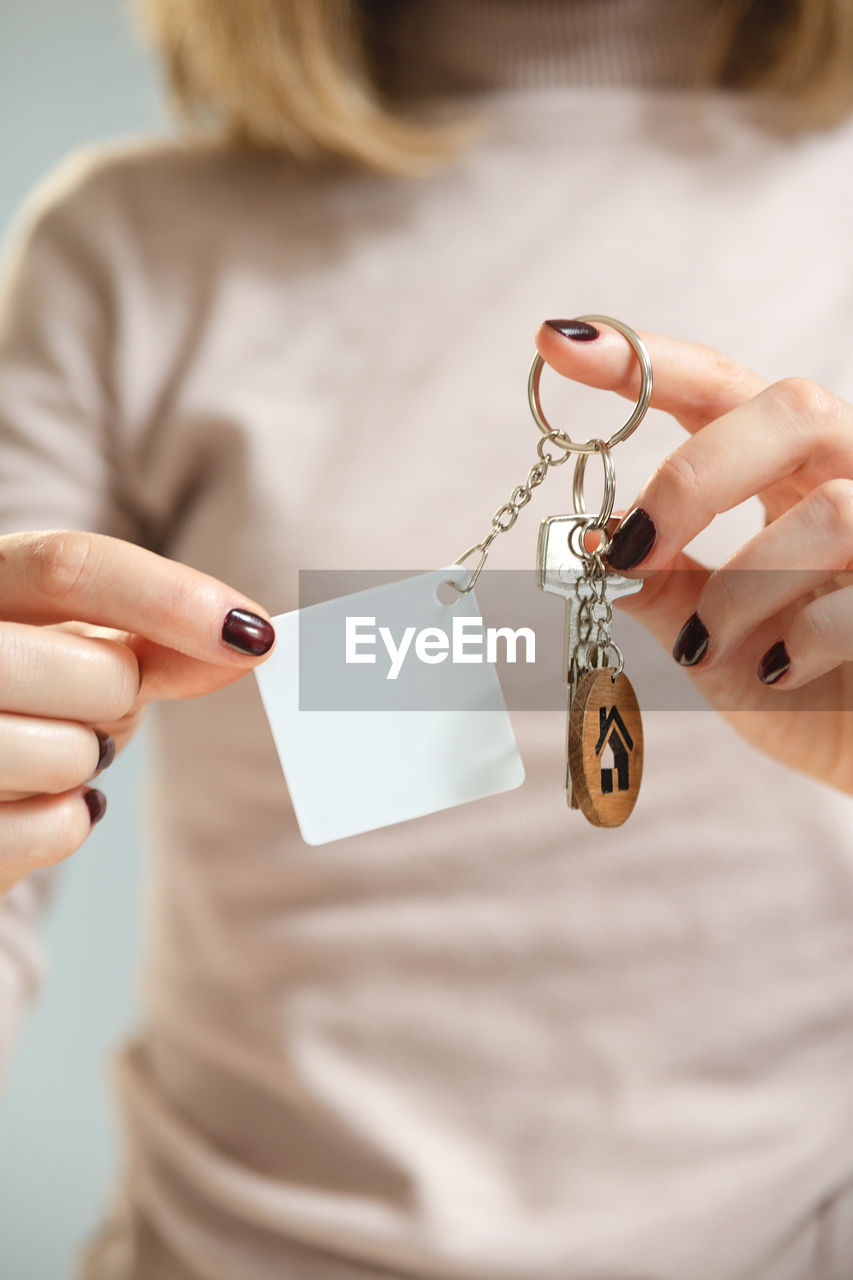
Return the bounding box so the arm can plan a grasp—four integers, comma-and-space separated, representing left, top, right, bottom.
537, 514, 642, 806
536, 514, 594, 805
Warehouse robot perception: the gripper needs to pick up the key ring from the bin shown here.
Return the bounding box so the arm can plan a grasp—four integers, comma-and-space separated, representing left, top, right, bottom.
572, 439, 615, 531
528, 315, 653, 454
588, 639, 625, 680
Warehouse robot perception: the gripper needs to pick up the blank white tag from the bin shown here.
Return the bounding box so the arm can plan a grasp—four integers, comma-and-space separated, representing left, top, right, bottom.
255, 567, 524, 845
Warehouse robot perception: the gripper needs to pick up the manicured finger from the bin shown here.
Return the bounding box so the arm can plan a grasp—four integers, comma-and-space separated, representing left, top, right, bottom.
48, 622, 275, 707
0, 714, 111, 796
0, 622, 139, 721
605, 379, 853, 572
124, 636, 268, 703
535, 320, 768, 433
756, 586, 853, 691
0, 787, 106, 894
668, 481, 853, 670
0, 531, 275, 664
612, 549, 712, 655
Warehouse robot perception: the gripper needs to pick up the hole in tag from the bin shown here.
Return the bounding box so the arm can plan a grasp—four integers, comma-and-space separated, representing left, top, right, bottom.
436, 580, 461, 606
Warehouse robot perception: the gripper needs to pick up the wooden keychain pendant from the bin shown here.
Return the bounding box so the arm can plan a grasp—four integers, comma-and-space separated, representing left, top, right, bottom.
568, 667, 643, 828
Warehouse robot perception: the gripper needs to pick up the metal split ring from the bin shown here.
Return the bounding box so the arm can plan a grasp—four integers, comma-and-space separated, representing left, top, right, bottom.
528, 314, 653, 455
588, 640, 625, 680
572, 439, 615, 530
567, 514, 598, 563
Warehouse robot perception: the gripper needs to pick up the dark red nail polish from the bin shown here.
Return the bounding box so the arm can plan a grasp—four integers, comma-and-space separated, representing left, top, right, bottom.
605, 508, 657, 570
222, 609, 275, 656
94, 731, 115, 776
672, 613, 709, 667
758, 640, 790, 685
544, 318, 600, 341
84, 788, 107, 826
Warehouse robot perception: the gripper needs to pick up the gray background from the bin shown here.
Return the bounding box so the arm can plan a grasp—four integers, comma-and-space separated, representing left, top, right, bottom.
0, 3, 165, 1276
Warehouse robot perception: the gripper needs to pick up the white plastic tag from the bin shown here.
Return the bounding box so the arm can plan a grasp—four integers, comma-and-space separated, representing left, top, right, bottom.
255, 567, 524, 845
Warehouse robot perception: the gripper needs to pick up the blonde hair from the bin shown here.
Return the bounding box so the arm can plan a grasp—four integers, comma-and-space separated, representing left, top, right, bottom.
138, 0, 853, 176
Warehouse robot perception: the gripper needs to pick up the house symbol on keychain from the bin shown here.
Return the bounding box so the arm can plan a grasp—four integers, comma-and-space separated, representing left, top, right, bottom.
569, 666, 643, 827
596, 705, 633, 794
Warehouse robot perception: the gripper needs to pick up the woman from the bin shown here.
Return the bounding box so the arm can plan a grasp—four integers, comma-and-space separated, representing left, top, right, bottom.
2, 1, 853, 1276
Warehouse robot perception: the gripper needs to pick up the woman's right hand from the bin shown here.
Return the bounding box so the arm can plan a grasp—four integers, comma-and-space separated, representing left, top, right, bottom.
0, 530, 276, 896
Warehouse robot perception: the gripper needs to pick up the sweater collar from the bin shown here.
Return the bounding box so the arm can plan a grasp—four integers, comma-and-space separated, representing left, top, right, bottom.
380, 0, 723, 95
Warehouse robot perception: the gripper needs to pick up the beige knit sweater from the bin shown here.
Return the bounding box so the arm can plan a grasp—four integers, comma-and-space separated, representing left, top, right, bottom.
3, 3, 853, 1278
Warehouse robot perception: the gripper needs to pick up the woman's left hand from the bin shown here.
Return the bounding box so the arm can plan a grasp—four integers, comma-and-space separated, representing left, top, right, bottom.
535, 320, 853, 796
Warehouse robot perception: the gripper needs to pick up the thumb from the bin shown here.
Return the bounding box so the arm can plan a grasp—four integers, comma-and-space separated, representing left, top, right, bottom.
58, 614, 276, 703
129, 630, 276, 703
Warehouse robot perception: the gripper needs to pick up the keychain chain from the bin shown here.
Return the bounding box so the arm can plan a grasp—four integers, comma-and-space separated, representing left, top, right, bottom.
578, 542, 625, 679
452, 430, 572, 594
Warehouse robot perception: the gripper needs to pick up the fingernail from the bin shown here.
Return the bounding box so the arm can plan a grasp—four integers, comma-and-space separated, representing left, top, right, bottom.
84, 788, 107, 826
544, 318, 600, 341
672, 613, 709, 666
222, 609, 275, 656
758, 639, 790, 685
605, 507, 657, 570
94, 731, 115, 776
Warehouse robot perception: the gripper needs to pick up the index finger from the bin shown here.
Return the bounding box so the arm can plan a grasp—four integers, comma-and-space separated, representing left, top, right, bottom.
0, 531, 275, 663
535, 320, 769, 433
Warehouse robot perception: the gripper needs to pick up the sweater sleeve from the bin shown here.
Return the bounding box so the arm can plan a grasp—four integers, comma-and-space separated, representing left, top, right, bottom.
0, 152, 141, 1081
